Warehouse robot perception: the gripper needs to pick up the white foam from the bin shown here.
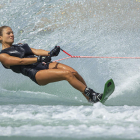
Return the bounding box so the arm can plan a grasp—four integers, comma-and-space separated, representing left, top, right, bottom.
0, 104, 140, 138
110, 73, 140, 99
0, 122, 140, 139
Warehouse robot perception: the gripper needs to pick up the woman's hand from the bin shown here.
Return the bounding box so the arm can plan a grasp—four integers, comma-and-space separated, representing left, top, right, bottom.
37, 56, 51, 63
49, 46, 60, 57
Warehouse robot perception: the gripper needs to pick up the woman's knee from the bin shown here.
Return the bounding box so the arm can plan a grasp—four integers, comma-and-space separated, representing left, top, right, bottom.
63, 70, 75, 80
72, 71, 79, 77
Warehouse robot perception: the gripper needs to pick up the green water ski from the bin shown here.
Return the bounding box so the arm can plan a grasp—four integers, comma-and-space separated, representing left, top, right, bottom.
100, 79, 115, 104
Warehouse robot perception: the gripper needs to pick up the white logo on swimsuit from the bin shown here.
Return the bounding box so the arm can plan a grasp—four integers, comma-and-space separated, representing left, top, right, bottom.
18, 43, 23, 47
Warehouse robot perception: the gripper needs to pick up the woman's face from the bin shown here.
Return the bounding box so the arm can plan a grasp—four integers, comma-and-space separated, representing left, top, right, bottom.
0, 27, 14, 45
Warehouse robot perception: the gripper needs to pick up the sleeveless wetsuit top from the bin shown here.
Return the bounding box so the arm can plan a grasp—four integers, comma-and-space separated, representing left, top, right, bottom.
0, 44, 50, 84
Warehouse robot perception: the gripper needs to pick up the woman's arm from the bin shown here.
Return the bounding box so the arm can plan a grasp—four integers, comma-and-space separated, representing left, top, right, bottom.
0, 53, 38, 68
31, 48, 50, 56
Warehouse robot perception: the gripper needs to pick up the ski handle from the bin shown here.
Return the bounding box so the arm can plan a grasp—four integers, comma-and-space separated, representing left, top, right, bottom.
48, 46, 62, 58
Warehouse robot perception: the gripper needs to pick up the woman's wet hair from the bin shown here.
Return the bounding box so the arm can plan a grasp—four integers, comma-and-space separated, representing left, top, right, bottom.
0, 26, 10, 43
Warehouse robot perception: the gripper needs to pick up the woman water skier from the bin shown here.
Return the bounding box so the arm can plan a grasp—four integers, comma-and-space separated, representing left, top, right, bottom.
0, 26, 102, 103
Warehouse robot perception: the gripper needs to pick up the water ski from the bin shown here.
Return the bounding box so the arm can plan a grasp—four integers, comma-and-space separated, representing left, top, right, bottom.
100, 79, 115, 104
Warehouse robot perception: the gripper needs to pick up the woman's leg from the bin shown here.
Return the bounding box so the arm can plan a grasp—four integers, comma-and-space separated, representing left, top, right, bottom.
36, 69, 86, 92
48, 62, 89, 100
49, 62, 87, 86
35, 68, 89, 100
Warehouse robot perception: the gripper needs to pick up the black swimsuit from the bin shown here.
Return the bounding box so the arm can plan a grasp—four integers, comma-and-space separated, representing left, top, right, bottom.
0, 44, 50, 84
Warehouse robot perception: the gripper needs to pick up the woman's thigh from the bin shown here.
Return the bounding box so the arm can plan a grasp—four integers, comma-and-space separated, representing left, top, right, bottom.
35, 68, 71, 85
49, 62, 77, 72
49, 62, 86, 86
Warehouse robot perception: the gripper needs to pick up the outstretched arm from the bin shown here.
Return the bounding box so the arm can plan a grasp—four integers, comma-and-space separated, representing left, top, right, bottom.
31, 48, 50, 56
0, 53, 37, 68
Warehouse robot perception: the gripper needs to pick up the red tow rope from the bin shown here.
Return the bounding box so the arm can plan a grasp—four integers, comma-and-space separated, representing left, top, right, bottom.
53, 48, 140, 62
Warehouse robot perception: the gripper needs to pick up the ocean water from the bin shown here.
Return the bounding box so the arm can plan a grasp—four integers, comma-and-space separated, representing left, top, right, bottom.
0, 0, 140, 140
